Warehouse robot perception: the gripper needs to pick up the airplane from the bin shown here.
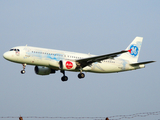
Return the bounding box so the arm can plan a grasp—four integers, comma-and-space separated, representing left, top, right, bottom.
3, 37, 155, 81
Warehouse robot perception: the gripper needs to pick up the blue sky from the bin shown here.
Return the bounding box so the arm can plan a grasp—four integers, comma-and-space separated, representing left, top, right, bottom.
0, 1, 160, 120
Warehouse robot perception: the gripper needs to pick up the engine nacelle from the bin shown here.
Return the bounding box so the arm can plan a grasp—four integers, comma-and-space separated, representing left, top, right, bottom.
34, 66, 55, 75
59, 60, 77, 70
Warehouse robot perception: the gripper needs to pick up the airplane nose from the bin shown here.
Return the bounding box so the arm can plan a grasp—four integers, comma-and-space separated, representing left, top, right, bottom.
3, 52, 10, 60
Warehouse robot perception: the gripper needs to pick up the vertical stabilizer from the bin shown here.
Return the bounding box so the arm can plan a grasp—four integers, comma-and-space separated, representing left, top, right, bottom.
118, 37, 143, 63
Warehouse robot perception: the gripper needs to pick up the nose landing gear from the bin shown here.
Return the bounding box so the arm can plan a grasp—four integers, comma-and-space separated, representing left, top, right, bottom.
21, 64, 26, 74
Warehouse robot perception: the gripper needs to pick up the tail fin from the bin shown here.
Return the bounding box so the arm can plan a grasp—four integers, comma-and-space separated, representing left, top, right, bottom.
118, 37, 143, 63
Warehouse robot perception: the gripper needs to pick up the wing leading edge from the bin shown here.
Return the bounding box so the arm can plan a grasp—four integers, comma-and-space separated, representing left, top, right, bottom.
75, 50, 129, 68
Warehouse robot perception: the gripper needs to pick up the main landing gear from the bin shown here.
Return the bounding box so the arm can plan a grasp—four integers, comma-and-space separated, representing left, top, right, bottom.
78, 73, 85, 79
78, 69, 85, 79
61, 70, 68, 82
21, 64, 26, 74
61, 69, 85, 82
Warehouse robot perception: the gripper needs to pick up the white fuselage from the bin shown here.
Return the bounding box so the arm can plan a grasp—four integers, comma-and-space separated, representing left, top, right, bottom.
3, 46, 143, 73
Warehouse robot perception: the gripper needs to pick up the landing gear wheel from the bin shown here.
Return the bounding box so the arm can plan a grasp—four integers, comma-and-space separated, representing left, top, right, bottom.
78, 73, 85, 79
21, 63, 26, 74
61, 76, 68, 82
21, 70, 25, 74
60, 70, 68, 82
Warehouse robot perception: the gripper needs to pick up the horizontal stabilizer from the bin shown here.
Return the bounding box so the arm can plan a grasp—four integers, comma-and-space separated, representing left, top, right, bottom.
130, 61, 155, 66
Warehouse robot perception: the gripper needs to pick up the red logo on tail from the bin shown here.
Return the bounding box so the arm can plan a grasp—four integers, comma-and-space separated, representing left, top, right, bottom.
128, 49, 132, 53
66, 61, 73, 69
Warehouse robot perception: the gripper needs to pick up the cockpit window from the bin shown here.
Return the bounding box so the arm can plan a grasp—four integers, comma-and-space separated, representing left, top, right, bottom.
10, 49, 15, 51
10, 49, 20, 51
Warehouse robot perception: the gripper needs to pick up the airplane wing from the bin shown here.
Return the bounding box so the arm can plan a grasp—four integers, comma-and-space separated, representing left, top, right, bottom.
130, 61, 155, 66
75, 50, 129, 68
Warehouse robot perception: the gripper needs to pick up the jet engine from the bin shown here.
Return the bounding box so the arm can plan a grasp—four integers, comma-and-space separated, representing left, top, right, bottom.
59, 60, 77, 70
34, 66, 55, 75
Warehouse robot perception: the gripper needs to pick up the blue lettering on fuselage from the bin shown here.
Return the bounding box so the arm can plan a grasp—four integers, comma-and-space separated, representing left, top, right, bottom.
47, 54, 64, 61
